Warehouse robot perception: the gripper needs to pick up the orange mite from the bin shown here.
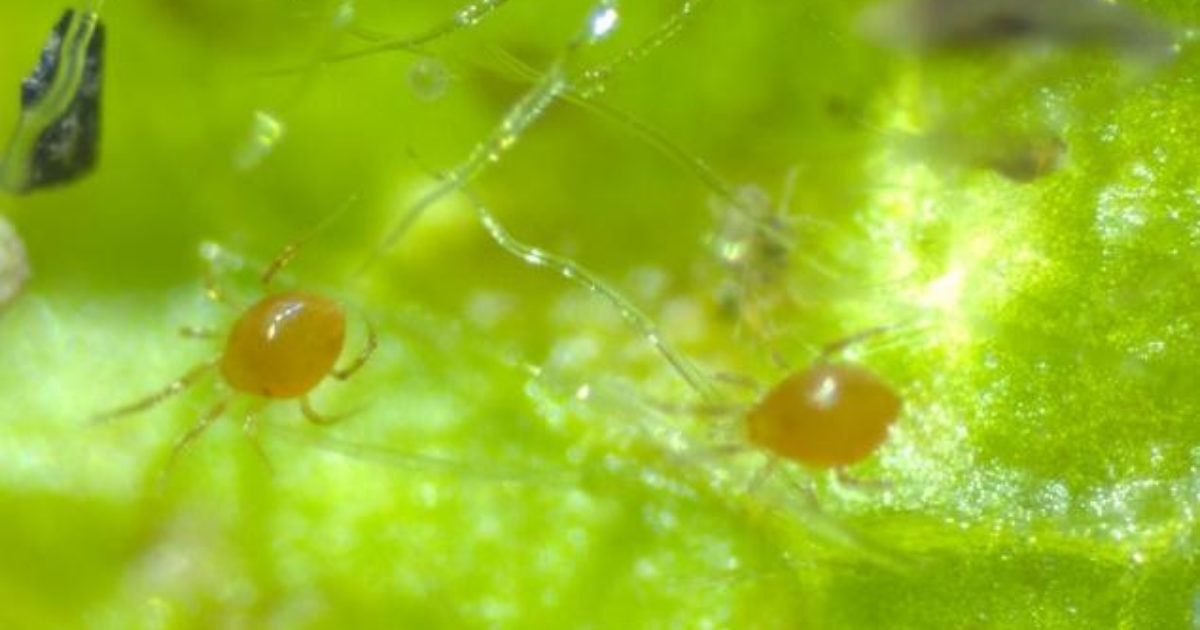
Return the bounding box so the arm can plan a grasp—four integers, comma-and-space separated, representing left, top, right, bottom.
744, 362, 901, 469
94, 238, 376, 473
220, 291, 348, 399
684, 327, 903, 475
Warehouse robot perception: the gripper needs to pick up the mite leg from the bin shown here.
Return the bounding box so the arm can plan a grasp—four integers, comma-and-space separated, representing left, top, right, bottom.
199, 242, 242, 310
331, 318, 377, 380
159, 397, 230, 479
743, 456, 780, 498
833, 468, 889, 492
300, 395, 353, 426
709, 370, 765, 395
817, 321, 933, 363
241, 400, 274, 472
92, 359, 217, 423
261, 195, 358, 287
179, 326, 220, 340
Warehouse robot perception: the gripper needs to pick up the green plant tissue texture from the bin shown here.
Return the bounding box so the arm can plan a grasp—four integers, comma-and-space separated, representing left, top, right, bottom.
1, 0, 1198, 628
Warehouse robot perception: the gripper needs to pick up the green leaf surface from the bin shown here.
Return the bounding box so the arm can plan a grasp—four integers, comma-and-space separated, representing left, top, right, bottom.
0, 1, 1197, 628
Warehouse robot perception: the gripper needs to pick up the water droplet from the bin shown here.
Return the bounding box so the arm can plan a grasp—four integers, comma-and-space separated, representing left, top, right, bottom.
234, 110, 285, 171
455, 0, 503, 27
588, 5, 620, 41
332, 1, 355, 28
407, 56, 450, 101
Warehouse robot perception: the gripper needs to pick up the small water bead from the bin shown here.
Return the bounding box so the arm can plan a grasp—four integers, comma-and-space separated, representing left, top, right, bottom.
234, 110, 285, 171
407, 56, 450, 102
588, 5, 620, 41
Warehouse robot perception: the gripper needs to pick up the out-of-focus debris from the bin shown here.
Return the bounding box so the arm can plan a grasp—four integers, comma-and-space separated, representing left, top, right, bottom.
0, 215, 29, 311
978, 135, 1067, 182
710, 183, 794, 319
0, 8, 106, 194
859, 0, 1176, 61
902, 129, 1068, 182
234, 110, 285, 171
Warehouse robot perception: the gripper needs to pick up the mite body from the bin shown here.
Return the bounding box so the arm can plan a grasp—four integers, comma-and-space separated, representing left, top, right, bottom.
220, 291, 348, 399
745, 361, 901, 469
95, 236, 375, 475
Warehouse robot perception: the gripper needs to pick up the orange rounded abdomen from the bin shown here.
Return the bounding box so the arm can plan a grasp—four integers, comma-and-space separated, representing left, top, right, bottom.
220, 291, 346, 398
745, 363, 901, 469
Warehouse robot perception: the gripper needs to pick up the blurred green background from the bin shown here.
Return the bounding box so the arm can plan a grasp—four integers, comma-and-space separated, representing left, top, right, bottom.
0, 0, 1198, 628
